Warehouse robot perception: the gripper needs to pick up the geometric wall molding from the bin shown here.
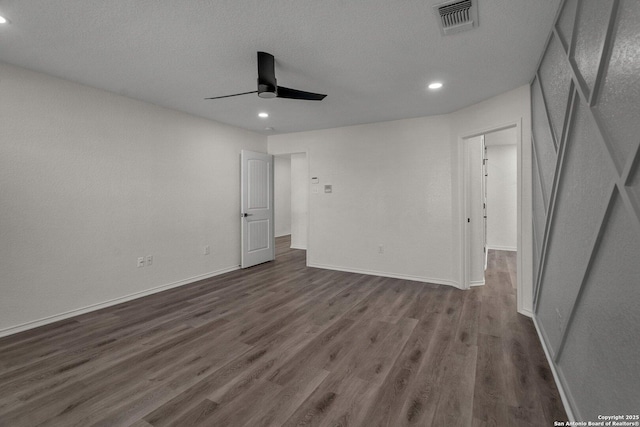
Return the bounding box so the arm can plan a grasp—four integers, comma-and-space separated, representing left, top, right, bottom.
569, 0, 617, 103
531, 0, 640, 420
532, 88, 577, 311
556, 187, 640, 420
556, 0, 578, 51
539, 34, 573, 147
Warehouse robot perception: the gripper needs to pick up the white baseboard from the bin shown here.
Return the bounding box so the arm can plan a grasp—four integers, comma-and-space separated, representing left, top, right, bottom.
290, 244, 307, 250
486, 245, 517, 252
306, 262, 461, 289
470, 280, 485, 287
0, 265, 239, 338
518, 307, 533, 317
532, 315, 577, 422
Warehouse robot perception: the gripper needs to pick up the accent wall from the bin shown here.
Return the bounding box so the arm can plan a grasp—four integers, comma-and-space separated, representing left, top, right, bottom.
531, 0, 640, 420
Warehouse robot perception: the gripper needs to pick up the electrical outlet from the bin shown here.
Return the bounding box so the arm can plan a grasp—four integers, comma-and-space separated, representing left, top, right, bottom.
146, 255, 153, 266
378, 244, 384, 254
137, 257, 145, 268
204, 245, 210, 255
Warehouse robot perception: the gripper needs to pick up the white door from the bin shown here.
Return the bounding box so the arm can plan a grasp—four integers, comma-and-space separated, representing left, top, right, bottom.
241, 150, 275, 268
466, 136, 486, 286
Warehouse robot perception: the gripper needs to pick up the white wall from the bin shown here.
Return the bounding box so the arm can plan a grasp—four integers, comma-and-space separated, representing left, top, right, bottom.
268, 86, 531, 296
270, 115, 455, 286
485, 126, 518, 147
290, 153, 308, 250
486, 142, 517, 251
450, 85, 532, 313
0, 62, 266, 335
0, 60, 531, 335
274, 156, 292, 237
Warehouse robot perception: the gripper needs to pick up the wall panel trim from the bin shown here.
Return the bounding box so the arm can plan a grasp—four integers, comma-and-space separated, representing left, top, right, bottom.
555, 0, 577, 54
553, 182, 618, 362
533, 315, 577, 421
618, 183, 640, 237
531, 133, 548, 213
534, 89, 577, 311
588, 0, 620, 107
531, 1, 567, 83
622, 136, 640, 186
536, 70, 560, 152
620, 142, 640, 232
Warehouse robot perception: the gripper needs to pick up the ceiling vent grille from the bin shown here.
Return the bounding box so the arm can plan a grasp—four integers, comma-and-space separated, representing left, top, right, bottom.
434, 0, 478, 35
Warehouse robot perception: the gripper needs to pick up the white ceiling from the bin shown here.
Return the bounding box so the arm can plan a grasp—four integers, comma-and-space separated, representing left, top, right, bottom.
0, 0, 561, 135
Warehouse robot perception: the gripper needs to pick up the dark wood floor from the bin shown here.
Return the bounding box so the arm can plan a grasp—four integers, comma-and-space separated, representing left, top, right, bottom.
0, 236, 566, 426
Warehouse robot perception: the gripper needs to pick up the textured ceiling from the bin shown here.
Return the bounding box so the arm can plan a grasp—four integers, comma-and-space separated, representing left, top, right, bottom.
0, 0, 561, 134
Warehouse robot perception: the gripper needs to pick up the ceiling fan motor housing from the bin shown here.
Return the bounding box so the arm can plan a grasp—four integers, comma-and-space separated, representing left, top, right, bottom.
258, 80, 277, 98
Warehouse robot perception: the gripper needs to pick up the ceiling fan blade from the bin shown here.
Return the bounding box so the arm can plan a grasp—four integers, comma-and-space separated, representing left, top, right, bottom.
257, 52, 276, 87
276, 86, 327, 101
205, 90, 257, 100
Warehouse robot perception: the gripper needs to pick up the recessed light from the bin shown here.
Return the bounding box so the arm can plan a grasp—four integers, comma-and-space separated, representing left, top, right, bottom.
428, 82, 443, 90
0, 16, 8, 24
258, 112, 269, 118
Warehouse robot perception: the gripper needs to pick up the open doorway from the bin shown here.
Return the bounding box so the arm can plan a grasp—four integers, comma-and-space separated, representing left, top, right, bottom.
485, 128, 518, 253
274, 152, 309, 258
274, 155, 292, 239
463, 126, 518, 288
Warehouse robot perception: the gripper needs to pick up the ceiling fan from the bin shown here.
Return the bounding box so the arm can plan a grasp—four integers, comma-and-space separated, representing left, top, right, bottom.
205, 52, 327, 101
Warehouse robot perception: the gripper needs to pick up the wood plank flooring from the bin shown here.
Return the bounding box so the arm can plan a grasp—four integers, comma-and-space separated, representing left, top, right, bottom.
0, 236, 566, 426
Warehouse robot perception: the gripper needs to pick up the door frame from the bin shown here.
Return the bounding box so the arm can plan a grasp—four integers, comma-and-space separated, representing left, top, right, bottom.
459, 119, 527, 314
266, 147, 311, 261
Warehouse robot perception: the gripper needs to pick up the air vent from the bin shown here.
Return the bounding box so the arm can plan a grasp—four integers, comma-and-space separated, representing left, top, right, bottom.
434, 0, 478, 35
